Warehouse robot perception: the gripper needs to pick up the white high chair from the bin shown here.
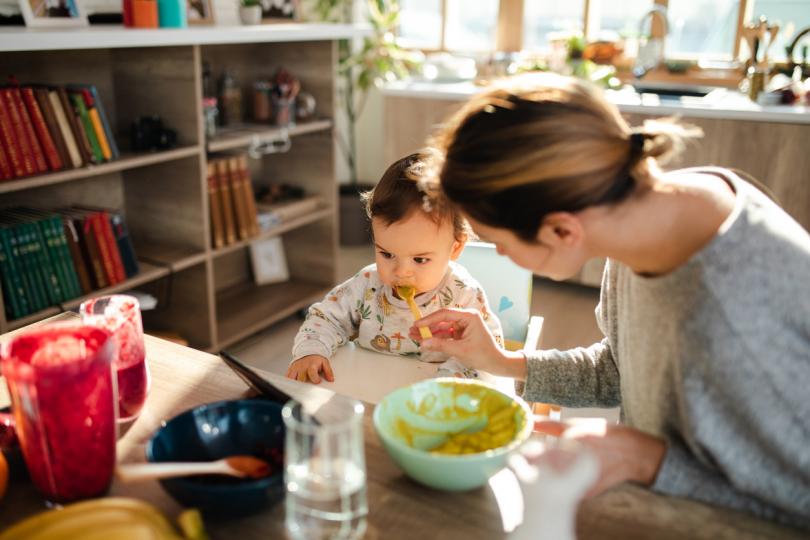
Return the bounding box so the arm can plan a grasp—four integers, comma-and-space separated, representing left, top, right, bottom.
457, 243, 559, 417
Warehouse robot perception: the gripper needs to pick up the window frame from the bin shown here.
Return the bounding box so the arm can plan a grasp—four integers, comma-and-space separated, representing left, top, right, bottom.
399, 0, 762, 67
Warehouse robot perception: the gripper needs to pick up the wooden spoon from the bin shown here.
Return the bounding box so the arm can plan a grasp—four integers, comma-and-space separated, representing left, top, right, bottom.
397, 285, 433, 339
116, 455, 271, 483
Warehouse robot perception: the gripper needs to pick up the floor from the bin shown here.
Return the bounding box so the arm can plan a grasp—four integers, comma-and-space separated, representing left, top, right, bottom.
232, 244, 605, 375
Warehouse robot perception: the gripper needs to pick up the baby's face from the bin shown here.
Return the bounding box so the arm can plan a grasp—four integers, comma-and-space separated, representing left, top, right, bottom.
372, 211, 465, 295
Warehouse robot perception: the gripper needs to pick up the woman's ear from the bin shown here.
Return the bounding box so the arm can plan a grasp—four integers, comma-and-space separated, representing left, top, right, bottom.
450, 233, 468, 260
536, 212, 583, 248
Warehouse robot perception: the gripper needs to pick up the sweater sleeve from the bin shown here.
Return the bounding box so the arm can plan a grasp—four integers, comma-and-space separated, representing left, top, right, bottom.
291, 275, 365, 362
521, 338, 621, 407
653, 438, 810, 530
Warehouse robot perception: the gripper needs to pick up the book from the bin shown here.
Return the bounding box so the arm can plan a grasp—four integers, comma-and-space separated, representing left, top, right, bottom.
0, 225, 33, 316
256, 196, 323, 231
69, 92, 104, 164
33, 87, 72, 170
109, 212, 139, 278
238, 155, 260, 236
3, 218, 59, 305
9, 87, 48, 174
78, 85, 119, 160
216, 159, 237, 245
0, 88, 36, 176
0, 227, 26, 318
207, 163, 225, 249
57, 87, 92, 166
48, 90, 83, 168
58, 208, 106, 290
20, 87, 63, 172
70, 87, 112, 161
0, 140, 11, 180
226, 157, 250, 240
3, 223, 45, 311
0, 92, 25, 178
62, 216, 93, 294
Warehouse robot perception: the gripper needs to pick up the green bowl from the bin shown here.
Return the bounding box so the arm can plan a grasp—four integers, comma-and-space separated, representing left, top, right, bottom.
372, 378, 533, 491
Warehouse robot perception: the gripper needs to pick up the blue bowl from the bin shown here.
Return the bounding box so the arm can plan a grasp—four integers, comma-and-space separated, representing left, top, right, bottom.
146, 398, 285, 517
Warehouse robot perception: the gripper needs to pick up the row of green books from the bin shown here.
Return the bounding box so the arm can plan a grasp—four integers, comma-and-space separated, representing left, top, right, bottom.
0, 206, 139, 321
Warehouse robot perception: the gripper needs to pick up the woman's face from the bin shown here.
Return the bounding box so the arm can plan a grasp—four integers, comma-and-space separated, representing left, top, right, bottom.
465, 216, 587, 280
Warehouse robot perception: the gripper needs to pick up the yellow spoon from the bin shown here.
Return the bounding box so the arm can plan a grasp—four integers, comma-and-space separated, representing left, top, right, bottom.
397, 285, 433, 339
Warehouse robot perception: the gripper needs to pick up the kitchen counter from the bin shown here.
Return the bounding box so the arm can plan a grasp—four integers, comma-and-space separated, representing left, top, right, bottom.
383, 80, 810, 125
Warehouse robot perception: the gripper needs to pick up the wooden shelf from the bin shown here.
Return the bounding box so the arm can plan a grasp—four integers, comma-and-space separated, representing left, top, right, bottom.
207, 120, 332, 153
6, 307, 62, 332
137, 245, 208, 272
61, 261, 170, 310
212, 206, 334, 258
0, 146, 201, 195
216, 279, 329, 350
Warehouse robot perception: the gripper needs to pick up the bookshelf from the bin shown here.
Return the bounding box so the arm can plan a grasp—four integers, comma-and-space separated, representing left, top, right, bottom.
0, 25, 366, 352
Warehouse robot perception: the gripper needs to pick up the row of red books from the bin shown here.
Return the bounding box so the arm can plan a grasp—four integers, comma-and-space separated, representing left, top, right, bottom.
0, 83, 120, 181
0, 206, 138, 321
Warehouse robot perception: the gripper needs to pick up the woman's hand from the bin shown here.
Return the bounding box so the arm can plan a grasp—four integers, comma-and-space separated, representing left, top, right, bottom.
533, 419, 666, 498
286, 355, 334, 384
409, 308, 527, 379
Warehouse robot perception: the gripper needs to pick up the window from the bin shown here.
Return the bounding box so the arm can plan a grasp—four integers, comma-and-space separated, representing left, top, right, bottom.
591, 0, 656, 39
398, 0, 442, 50
444, 0, 499, 51
751, 0, 810, 61
523, 1, 585, 50
667, 0, 740, 58
398, 0, 808, 65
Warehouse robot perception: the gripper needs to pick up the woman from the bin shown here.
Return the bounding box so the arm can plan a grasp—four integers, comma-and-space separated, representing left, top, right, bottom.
411, 73, 810, 528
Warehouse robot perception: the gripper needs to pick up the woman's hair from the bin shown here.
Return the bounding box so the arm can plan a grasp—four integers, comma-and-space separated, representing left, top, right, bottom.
362, 153, 469, 241
421, 73, 702, 241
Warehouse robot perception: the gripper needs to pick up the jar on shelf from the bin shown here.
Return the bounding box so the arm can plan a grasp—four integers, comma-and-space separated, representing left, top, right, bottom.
253, 81, 273, 123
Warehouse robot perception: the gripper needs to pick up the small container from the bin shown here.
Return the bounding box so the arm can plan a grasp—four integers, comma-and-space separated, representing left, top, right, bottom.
158, 0, 187, 27
272, 95, 295, 127
202, 97, 218, 139
253, 81, 273, 123
132, 0, 159, 28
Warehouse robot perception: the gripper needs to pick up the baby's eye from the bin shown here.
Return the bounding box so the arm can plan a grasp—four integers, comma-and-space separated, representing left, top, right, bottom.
379, 251, 393, 259
413, 257, 430, 264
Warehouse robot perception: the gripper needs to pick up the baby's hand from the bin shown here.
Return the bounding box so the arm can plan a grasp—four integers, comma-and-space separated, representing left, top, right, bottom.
286, 355, 334, 384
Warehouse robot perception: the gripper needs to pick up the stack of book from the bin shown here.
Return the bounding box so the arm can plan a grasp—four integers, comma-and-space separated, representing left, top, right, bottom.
0, 207, 139, 320
207, 154, 260, 248
0, 84, 120, 181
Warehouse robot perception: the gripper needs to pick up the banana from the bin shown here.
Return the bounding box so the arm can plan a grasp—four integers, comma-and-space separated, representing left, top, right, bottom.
0, 497, 202, 540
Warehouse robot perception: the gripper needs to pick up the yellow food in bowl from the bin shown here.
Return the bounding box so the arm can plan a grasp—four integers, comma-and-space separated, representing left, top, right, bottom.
392, 382, 525, 455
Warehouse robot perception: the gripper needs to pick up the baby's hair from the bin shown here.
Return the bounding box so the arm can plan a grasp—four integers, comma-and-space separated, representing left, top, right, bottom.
362, 153, 469, 241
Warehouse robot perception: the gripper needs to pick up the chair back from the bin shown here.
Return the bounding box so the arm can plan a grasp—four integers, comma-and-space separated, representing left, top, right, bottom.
457, 242, 533, 347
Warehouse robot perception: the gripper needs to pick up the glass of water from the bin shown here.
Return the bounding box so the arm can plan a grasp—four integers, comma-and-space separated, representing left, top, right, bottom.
283, 397, 368, 540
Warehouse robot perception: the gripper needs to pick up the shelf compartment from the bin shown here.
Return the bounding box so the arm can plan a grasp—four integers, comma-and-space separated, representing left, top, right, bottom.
0, 146, 201, 195
207, 120, 332, 153
212, 205, 334, 258
60, 261, 170, 311
216, 279, 328, 350
137, 244, 208, 272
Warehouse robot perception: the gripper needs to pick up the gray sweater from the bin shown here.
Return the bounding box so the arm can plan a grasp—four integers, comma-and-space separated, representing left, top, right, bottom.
523, 169, 810, 528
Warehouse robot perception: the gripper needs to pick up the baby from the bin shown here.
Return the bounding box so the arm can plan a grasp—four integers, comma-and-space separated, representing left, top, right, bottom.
287, 153, 503, 383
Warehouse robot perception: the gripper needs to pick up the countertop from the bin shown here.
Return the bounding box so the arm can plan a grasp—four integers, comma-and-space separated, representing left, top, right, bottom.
382, 79, 810, 125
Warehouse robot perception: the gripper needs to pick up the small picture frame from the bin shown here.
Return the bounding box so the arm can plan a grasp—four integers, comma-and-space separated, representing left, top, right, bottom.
260, 0, 295, 23
187, 0, 214, 24
19, 0, 88, 27
250, 236, 290, 285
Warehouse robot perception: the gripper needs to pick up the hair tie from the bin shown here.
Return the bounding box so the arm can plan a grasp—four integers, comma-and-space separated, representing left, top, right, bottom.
629, 131, 646, 158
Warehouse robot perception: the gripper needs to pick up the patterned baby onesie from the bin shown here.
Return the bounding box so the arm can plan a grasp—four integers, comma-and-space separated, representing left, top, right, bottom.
292, 261, 503, 376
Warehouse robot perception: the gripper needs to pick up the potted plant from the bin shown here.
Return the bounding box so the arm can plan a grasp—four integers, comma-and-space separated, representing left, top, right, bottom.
310, 0, 421, 244
239, 0, 262, 25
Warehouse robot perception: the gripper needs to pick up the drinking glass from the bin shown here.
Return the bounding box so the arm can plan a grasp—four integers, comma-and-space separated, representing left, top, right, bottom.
283, 397, 368, 540
80, 295, 150, 422
0, 323, 117, 503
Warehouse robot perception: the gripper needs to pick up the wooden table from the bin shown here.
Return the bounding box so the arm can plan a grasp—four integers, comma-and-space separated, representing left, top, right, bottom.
0, 317, 805, 539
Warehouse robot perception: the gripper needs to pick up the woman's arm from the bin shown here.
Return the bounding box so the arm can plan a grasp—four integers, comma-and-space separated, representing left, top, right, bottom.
523, 339, 621, 408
